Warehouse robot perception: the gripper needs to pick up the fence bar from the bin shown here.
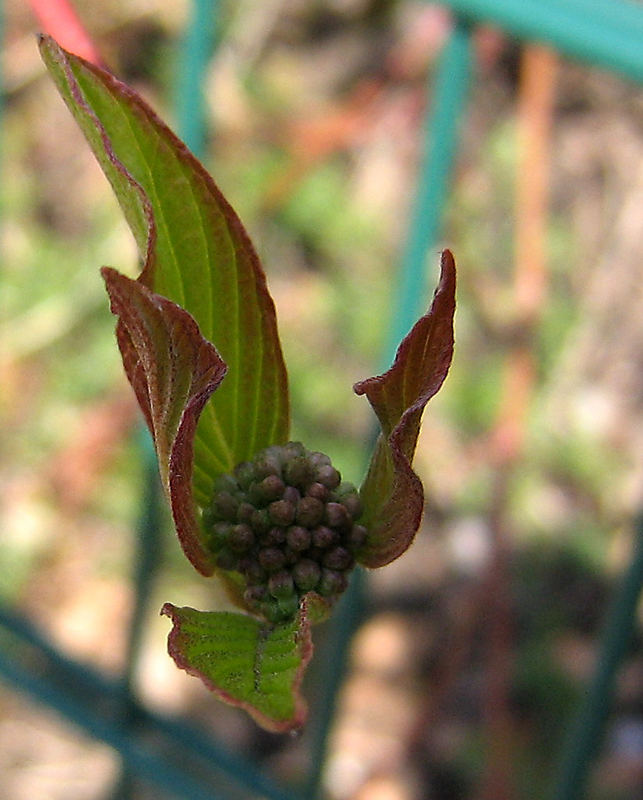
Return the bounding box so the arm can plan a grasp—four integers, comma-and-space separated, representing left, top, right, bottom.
175, 0, 218, 154
303, 20, 475, 800
111, 428, 165, 799
552, 517, 643, 800
438, 0, 643, 83
385, 17, 473, 366
0, 645, 229, 800
110, 2, 219, 795
0, 605, 296, 800
303, 570, 367, 800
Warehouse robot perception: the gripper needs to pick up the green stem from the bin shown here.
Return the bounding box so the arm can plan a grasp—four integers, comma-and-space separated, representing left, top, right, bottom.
384, 18, 473, 368
175, 0, 218, 154
304, 20, 474, 799
552, 516, 643, 800
113, 4, 217, 796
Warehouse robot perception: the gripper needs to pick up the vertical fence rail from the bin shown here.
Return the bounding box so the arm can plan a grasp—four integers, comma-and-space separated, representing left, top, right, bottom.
304, 22, 474, 800
111, 430, 164, 799
385, 17, 473, 366
175, 0, 218, 155
552, 517, 643, 800
111, 2, 219, 797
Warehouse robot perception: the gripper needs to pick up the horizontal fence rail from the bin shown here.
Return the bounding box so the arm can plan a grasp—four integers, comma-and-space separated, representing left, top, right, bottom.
439, 0, 643, 82
0, 605, 296, 800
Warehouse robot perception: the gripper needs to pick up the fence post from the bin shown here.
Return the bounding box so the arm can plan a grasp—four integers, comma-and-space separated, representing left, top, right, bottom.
552, 517, 643, 800
384, 16, 473, 367
304, 19, 474, 800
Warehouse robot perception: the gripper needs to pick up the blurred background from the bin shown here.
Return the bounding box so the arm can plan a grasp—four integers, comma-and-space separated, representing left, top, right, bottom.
1, 1, 642, 799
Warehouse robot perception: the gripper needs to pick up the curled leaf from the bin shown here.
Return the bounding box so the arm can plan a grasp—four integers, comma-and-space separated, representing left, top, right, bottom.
39, 35, 290, 507
161, 599, 314, 732
102, 268, 226, 575
354, 249, 456, 567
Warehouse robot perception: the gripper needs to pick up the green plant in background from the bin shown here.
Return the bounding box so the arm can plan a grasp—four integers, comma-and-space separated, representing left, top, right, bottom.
39, 35, 455, 732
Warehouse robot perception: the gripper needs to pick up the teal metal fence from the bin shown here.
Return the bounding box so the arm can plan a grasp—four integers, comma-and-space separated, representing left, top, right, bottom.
1, 2, 642, 799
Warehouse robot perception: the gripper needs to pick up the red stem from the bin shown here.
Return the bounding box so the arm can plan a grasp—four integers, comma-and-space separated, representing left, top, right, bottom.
27, 0, 103, 66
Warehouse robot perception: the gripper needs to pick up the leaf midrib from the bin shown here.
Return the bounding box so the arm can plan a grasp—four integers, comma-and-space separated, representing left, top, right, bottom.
82, 67, 238, 469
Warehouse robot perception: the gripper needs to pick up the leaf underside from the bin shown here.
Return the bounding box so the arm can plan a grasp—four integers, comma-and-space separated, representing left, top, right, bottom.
102, 268, 226, 574
38, 35, 290, 510
162, 600, 313, 732
354, 249, 456, 567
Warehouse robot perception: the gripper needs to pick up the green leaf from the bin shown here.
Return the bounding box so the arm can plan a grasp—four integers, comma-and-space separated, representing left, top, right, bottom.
38, 35, 290, 506
354, 249, 456, 567
102, 268, 226, 575
161, 600, 313, 732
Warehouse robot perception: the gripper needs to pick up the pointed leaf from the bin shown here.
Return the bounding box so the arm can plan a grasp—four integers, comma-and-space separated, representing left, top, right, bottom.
354, 250, 456, 567
161, 601, 313, 732
102, 268, 226, 574
39, 36, 290, 506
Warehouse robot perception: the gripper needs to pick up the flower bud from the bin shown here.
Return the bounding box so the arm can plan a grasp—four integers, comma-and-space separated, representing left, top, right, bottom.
208, 521, 231, 550
250, 508, 271, 536
282, 485, 301, 505
283, 456, 315, 488
253, 452, 282, 479
286, 525, 312, 552
244, 584, 268, 606
204, 441, 369, 623
261, 526, 286, 546
315, 464, 341, 489
347, 524, 368, 550
215, 548, 238, 571
238, 557, 266, 583
213, 491, 239, 522
312, 525, 338, 549
263, 445, 287, 465
296, 496, 324, 527
325, 502, 351, 530
236, 502, 255, 524
213, 473, 240, 495
258, 547, 286, 572
234, 461, 256, 490
268, 570, 295, 599
339, 491, 363, 520
309, 451, 331, 468
282, 441, 306, 460
306, 482, 330, 502
292, 559, 321, 592
268, 499, 296, 527
250, 474, 285, 505
201, 506, 217, 529
322, 546, 354, 570
229, 523, 255, 553
318, 568, 348, 597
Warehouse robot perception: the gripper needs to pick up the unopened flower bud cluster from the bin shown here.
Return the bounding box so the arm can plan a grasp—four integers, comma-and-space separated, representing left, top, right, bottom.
203, 442, 367, 623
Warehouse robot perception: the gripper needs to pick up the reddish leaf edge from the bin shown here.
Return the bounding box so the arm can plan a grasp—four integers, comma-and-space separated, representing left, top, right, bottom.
353, 249, 456, 567
38, 35, 157, 284
102, 268, 227, 576
39, 33, 290, 480
51, 33, 283, 300
161, 598, 314, 733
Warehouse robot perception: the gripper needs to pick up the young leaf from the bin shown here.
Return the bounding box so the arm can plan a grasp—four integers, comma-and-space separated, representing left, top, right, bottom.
161, 601, 313, 732
38, 35, 290, 506
102, 268, 226, 575
354, 249, 456, 567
